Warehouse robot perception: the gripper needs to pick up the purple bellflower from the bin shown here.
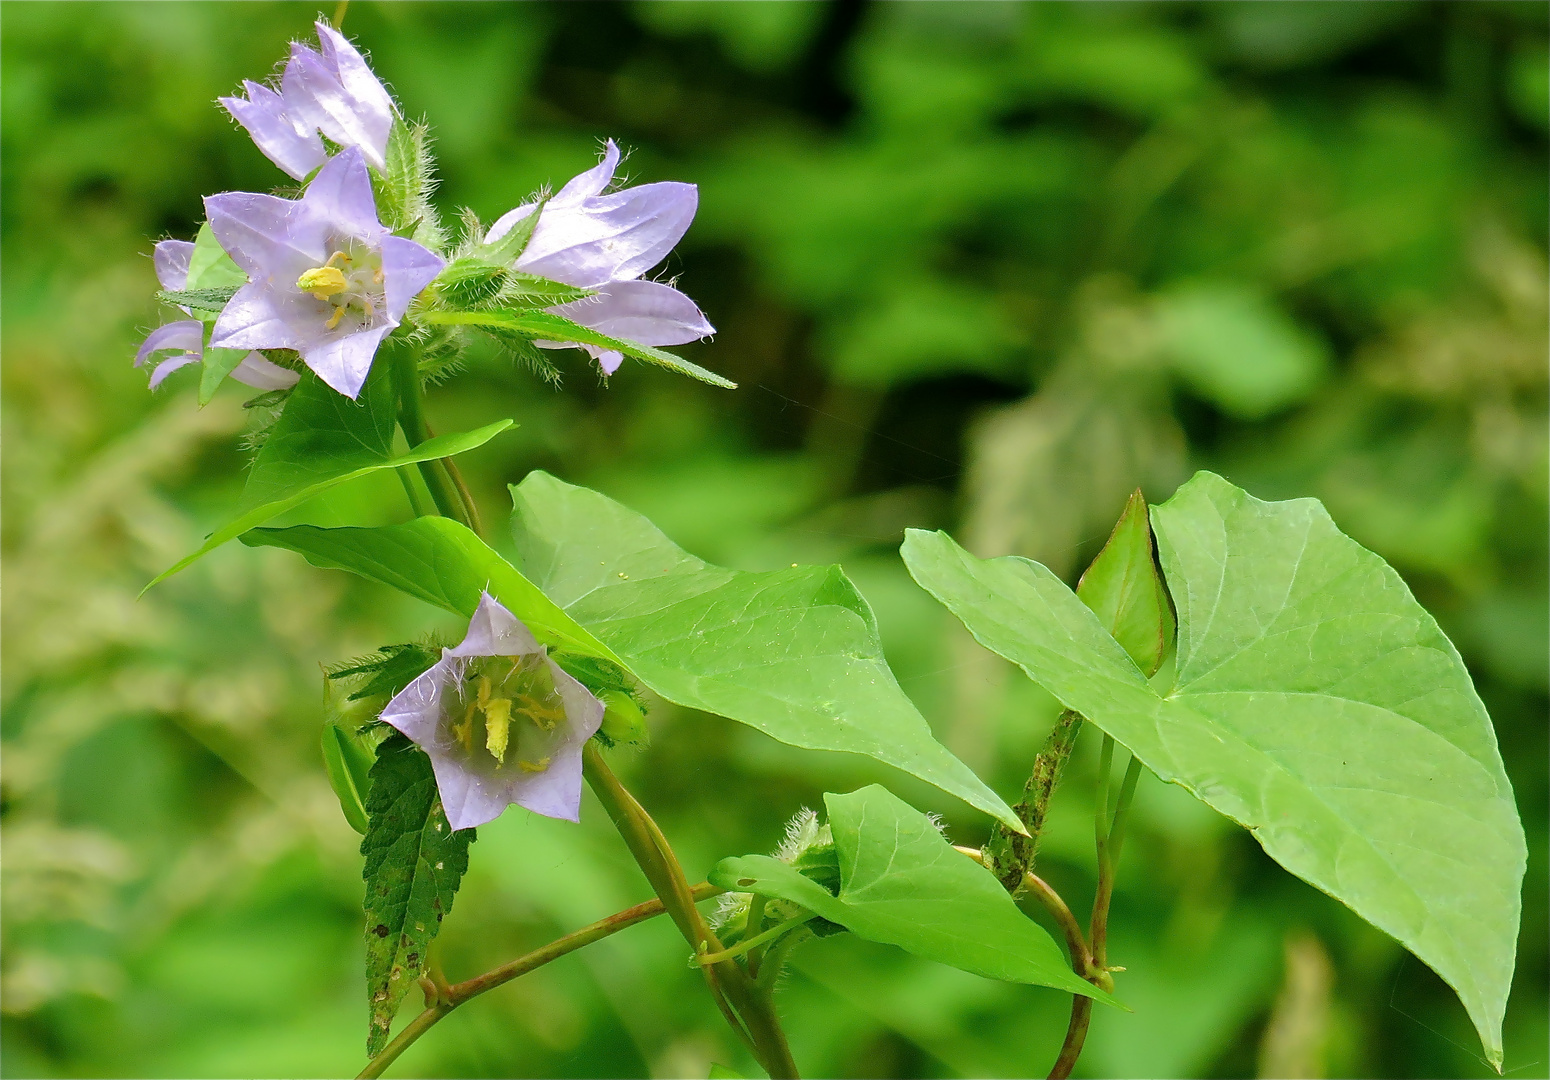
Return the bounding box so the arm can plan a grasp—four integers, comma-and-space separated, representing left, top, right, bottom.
379, 593, 605, 830
204, 147, 444, 399
135, 239, 299, 392
219, 21, 395, 180
485, 140, 714, 374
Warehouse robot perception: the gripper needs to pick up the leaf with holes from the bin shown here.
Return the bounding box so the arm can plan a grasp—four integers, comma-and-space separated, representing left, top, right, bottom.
361, 736, 474, 1057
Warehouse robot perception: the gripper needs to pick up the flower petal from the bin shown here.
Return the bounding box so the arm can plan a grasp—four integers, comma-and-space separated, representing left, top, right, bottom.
210, 282, 307, 352
299, 324, 391, 399
548, 279, 714, 346
135, 319, 204, 367
219, 80, 327, 181
449, 592, 542, 657
148, 352, 200, 389
229, 351, 301, 391
283, 37, 391, 171
314, 21, 395, 165
153, 240, 196, 291
518, 181, 699, 288
551, 139, 620, 207
204, 190, 327, 281
380, 235, 445, 322
300, 146, 383, 243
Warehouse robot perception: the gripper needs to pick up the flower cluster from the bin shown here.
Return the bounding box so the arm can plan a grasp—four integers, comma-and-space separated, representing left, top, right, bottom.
143, 20, 714, 400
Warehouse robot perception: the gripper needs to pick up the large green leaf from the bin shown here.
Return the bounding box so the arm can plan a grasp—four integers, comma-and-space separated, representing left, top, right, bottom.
510, 471, 1022, 831
143, 363, 513, 590
361, 736, 474, 1057
240, 517, 616, 662
709, 785, 1113, 1002
901, 471, 1525, 1067
420, 308, 736, 388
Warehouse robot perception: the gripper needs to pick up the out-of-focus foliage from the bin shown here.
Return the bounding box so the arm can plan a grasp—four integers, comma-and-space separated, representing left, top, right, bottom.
2, 3, 1544, 1078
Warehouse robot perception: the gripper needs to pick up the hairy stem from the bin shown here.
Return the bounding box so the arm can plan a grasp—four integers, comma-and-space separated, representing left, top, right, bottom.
356, 884, 722, 1080
582, 742, 799, 1079
982, 709, 1085, 891
697, 914, 815, 967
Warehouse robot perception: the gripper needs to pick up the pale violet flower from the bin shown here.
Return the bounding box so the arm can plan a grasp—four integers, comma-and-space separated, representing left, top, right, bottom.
136, 239, 299, 392
220, 21, 394, 179
486, 140, 714, 374
379, 593, 605, 830
204, 146, 444, 399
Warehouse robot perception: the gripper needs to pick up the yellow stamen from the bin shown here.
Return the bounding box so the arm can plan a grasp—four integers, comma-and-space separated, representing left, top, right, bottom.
452, 698, 477, 753
297, 265, 349, 300
516, 757, 551, 773
325, 307, 345, 331
515, 693, 564, 731
483, 697, 512, 764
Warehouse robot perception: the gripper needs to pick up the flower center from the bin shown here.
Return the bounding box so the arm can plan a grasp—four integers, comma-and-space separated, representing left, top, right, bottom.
450, 656, 564, 773
295, 245, 386, 332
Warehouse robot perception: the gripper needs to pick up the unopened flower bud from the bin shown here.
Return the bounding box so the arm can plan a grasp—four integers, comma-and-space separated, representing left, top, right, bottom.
598, 690, 648, 747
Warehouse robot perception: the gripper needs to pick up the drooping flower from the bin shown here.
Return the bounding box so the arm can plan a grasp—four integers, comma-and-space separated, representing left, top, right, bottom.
136, 239, 299, 392
204, 146, 444, 399
379, 593, 605, 830
219, 21, 394, 180
485, 140, 714, 374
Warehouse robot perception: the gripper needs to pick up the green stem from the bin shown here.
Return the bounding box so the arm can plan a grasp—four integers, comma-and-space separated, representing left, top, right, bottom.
582, 742, 799, 1079
983, 708, 1085, 891
1048, 998, 1093, 1080
1108, 752, 1144, 866
356, 884, 722, 1080
745, 893, 769, 978
697, 914, 814, 967
395, 466, 432, 517
391, 346, 470, 529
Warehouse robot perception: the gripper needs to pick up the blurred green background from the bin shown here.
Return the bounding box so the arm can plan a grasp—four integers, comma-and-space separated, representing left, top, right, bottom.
3, 2, 1546, 1077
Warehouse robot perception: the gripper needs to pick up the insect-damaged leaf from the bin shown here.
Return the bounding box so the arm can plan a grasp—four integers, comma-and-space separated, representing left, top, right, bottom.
361, 736, 474, 1057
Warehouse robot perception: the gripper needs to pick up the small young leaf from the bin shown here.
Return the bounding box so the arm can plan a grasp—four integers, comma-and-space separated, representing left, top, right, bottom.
376, 120, 443, 249
501, 271, 594, 306
1075, 488, 1174, 677
143, 363, 514, 591
901, 472, 1525, 1067
420, 308, 735, 389
362, 736, 474, 1057
432, 257, 508, 309
708, 786, 1116, 1003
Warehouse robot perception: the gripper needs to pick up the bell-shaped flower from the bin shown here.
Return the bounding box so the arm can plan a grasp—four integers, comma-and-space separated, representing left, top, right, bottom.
136, 239, 299, 392
379, 593, 605, 830
219, 80, 328, 182
219, 21, 394, 179
203, 146, 444, 399
485, 140, 713, 374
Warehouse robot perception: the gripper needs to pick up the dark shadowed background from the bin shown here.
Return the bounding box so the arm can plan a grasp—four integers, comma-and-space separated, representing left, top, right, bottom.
2, 2, 1546, 1077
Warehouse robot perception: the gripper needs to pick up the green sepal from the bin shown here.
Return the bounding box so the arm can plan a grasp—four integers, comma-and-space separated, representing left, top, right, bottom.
420, 308, 735, 388
478, 197, 547, 265
433, 257, 509, 309
322, 676, 381, 835
157, 286, 238, 317
1075, 488, 1175, 677
362, 736, 474, 1057
597, 690, 648, 747
198, 346, 250, 406
331, 642, 442, 702
501, 271, 594, 306
375, 119, 443, 248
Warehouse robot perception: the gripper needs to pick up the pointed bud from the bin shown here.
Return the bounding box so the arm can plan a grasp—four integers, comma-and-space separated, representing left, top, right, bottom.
598, 690, 648, 747
1076, 489, 1175, 677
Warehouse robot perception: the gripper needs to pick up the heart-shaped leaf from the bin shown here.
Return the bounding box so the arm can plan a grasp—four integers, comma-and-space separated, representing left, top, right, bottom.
902, 471, 1525, 1067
